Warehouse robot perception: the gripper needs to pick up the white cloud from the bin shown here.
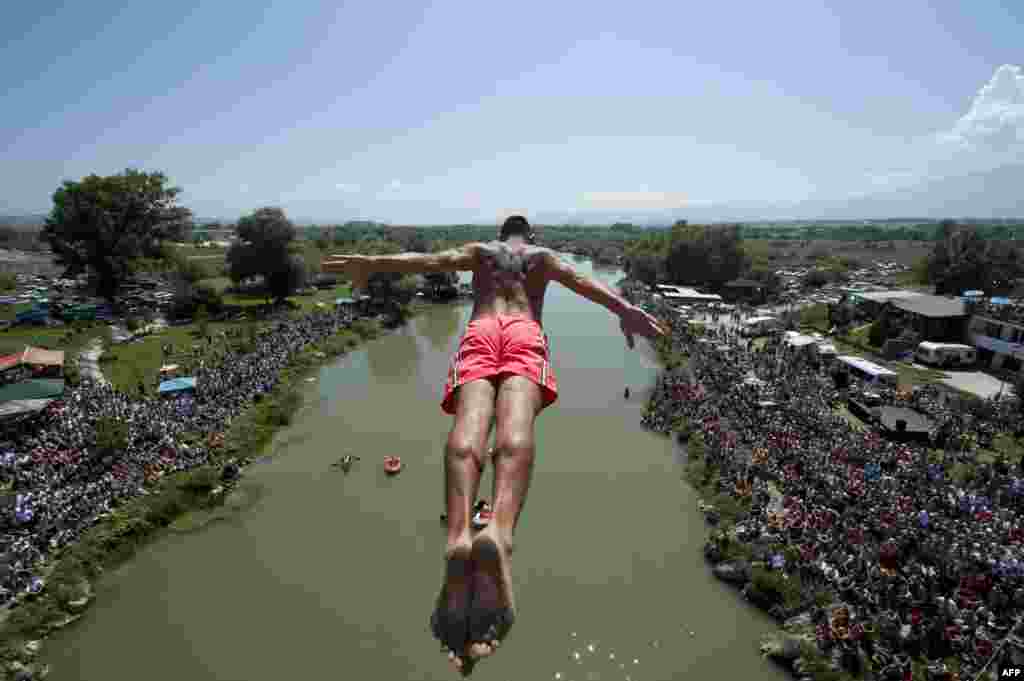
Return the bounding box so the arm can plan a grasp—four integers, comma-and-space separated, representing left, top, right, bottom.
335, 183, 360, 192
390, 179, 402, 189
239, 184, 249, 193
939, 64, 1024, 152
854, 64, 1024, 197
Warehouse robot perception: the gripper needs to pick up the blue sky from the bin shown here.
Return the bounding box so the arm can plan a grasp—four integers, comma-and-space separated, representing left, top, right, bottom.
1, 0, 1022, 224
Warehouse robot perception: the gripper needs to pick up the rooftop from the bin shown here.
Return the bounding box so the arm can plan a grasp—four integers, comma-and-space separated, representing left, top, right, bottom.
890, 295, 967, 318
856, 290, 926, 303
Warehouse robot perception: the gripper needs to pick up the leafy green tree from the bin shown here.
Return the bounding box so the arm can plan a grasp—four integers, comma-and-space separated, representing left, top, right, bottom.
868, 317, 889, 347
95, 416, 129, 456
42, 169, 192, 299
226, 207, 306, 302
926, 221, 1023, 295
665, 224, 748, 289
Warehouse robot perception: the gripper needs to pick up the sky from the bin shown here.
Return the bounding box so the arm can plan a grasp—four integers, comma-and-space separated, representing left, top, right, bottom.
1, 0, 1022, 224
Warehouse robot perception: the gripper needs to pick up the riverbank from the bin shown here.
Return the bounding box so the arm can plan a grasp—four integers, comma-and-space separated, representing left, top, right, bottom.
0, 303, 428, 681
634, 287, 1021, 681
645, 328, 881, 681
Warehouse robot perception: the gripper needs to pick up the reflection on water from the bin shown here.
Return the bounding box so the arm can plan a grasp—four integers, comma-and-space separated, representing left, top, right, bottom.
365, 324, 422, 382
415, 302, 466, 353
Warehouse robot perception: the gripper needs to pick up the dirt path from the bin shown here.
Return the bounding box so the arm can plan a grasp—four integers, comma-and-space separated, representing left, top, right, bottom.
78, 338, 108, 386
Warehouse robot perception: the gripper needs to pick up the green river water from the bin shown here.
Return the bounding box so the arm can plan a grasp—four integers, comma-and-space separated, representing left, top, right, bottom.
44, 260, 788, 681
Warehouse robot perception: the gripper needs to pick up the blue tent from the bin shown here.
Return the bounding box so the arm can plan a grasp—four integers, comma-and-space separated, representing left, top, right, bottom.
158, 377, 197, 394
992, 297, 1011, 305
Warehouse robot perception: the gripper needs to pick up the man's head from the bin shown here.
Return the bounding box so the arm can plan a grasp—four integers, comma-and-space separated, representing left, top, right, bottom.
499, 215, 535, 244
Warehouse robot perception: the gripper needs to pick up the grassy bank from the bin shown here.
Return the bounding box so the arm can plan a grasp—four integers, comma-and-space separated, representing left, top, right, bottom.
0, 309, 396, 679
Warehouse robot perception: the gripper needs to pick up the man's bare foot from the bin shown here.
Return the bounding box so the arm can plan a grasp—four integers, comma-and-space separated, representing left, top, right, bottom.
431, 536, 475, 675
467, 529, 516, 660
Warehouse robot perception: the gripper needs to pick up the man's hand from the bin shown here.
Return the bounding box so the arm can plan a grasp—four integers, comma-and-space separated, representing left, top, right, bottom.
618, 304, 668, 349
321, 254, 372, 291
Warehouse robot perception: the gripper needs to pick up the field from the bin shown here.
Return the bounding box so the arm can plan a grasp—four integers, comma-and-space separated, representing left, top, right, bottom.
747, 238, 932, 268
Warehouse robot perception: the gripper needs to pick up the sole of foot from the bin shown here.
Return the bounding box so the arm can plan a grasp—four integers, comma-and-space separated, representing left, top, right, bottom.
431, 542, 474, 674
467, 533, 516, 660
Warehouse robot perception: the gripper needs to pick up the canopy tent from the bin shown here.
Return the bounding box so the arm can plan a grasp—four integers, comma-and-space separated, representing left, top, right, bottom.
158, 377, 197, 394
0, 346, 65, 370
0, 398, 55, 421
22, 347, 64, 367
784, 334, 818, 348
0, 379, 65, 402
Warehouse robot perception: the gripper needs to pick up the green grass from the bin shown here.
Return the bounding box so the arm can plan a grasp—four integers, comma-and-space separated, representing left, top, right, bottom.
0, 302, 33, 323
197, 277, 232, 294
102, 320, 263, 394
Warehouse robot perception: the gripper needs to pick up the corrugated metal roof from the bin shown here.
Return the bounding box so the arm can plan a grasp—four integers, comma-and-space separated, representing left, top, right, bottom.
0, 379, 65, 402
891, 295, 967, 318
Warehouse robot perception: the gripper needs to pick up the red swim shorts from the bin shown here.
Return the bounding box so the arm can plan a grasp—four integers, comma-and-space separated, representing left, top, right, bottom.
441, 314, 558, 415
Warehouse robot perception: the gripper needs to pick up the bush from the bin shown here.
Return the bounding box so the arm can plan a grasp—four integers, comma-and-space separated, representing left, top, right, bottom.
0, 272, 15, 292
800, 303, 829, 331
749, 566, 802, 608
179, 467, 220, 493
125, 317, 141, 332
350, 318, 381, 340
95, 416, 129, 455
64, 360, 81, 386
868, 320, 887, 347
264, 386, 303, 427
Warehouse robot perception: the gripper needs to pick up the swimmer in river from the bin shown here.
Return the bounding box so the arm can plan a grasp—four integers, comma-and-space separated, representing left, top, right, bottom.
624, 387, 630, 399
323, 216, 666, 675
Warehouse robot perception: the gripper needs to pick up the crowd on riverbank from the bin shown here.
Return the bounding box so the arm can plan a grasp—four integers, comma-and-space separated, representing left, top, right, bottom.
640, 297, 1024, 680
0, 306, 359, 607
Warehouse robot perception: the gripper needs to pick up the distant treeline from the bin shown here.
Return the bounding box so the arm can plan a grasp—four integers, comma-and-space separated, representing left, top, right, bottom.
190, 219, 1024, 246
738, 222, 1024, 242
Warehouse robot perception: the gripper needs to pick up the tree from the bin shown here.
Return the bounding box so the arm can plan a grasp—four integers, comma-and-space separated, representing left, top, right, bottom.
868, 316, 889, 347
42, 169, 192, 299
625, 252, 662, 287
664, 224, 748, 289
925, 221, 1023, 295
95, 416, 129, 457
226, 207, 306, 302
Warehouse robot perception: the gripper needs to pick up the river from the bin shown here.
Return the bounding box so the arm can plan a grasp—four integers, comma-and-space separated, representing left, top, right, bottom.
45, 259, 788, 681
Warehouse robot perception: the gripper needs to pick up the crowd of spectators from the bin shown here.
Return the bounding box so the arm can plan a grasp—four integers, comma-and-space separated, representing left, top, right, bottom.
0, 306, 357, 608
640, 298, 1024, 680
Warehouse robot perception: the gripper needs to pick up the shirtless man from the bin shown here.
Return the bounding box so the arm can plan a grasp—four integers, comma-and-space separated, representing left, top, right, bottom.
322, 216, 666, 675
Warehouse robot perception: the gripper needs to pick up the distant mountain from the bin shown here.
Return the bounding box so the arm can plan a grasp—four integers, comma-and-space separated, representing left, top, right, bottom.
0, 214, 46, 227
798, 163, 1024, 221
532, 163, 1024, 225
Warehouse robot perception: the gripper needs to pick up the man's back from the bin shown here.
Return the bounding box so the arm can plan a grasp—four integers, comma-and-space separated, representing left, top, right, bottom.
469, 239, 551, 324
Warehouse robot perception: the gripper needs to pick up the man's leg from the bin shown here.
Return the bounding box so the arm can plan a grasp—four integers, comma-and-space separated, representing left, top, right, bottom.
467, 375, 543, 659
433, 378, 496, 673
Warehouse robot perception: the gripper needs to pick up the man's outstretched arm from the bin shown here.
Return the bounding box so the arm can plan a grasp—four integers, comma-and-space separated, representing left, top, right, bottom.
543, 251, 629, 315
543, 251, 667, 347
322, 243, 482, 289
